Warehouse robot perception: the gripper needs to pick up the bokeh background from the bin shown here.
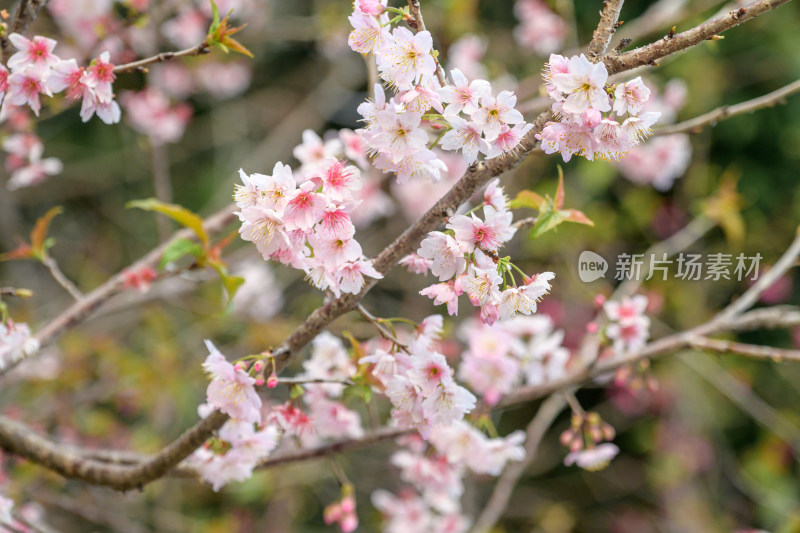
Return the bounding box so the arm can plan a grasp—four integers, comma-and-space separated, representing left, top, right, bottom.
2, 0, 800, 531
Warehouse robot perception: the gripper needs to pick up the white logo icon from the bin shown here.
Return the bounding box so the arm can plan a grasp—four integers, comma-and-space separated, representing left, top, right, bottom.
578, 251, 607, 282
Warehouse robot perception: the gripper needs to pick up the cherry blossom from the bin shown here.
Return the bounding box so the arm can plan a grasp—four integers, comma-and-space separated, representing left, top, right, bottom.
202, 341, 262, 423
438, 68, 490, 116
377, 27, 437, 90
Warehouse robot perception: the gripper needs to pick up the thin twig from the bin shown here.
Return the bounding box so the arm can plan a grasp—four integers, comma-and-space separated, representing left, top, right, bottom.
406, 0, 447, 86
689, 336, 800, 362
679, 352, 800, 454
715, 226, 800, 323
356, 304, 410, 352
655, 78, 800, 136
41, 257, 83, 301
112, 42, 210, 73
470, 394, 568, 533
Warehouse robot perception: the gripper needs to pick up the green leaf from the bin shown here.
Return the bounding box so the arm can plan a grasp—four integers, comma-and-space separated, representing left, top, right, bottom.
529, 208, 568, 239
159, 238, 205, 269
207, 259, 244, 310
127, 198, 208, 246
509, 190, 546, 210
343, 384, 372, 404
290, 384, 305, 400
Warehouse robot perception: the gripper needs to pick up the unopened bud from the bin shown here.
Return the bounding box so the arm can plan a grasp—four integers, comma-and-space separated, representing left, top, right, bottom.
267, 373, 279, 388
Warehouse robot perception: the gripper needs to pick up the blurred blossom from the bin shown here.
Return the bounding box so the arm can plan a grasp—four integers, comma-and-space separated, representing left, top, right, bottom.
150, 62, 195, 100
231, 259, 284, 320
195, 61, 252, 100
513, 0, 568, 56
616, 134, 692, 191
447, 34, 488, 81
161, 9, 208, 49
121, 88, 192, 145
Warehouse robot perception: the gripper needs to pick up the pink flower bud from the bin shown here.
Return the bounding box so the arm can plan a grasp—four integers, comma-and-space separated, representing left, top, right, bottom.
253, 360, 263, 372
267, 373, 278, 389
340, 514, 358, 533
593, 294, 606, 307
586, 321, 599, 333
340, 495, 356, 514
255, 377, 265, 386
323, 503, 341, 525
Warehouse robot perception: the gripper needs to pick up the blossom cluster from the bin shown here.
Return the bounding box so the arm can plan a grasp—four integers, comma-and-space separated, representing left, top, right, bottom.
360, 315, 477, 437
457, 315, 570, 405
348, 2, 532, 183
1, 34, 120, 123
234, 158, 383, 297
603, 294, 651, 354
370, 421, 525, 532
537, 53, 660, 162
0, 320, 39, 372
403, 178, 554, 324
191, 341, 279, 491
560, 411, 619, 471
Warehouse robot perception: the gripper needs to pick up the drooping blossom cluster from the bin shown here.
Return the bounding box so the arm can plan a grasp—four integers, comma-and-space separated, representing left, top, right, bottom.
1, 34, 120, 123
0, 320, 40, 372
560, 410, 619, 471
616, 80, 693, 190
2, 132, 62, 191
234, 158, 383, 297
457, 315, 570, 405
120, 88, 193, 146
191, 341, 279, 491
513, 0, 568, 56
323, 486, 358, 533
404, 178, 554, 324
360, 316, 477, 437
348, 2, 532, 183
603, 294, 651, 354
538, 53, 661, 162
373, 421, 525, 531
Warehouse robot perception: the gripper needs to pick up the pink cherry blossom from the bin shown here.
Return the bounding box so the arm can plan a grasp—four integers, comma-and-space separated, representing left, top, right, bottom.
348, 11, 391, 55
417, 231, 467, 281
439, 68, 490, 116
7, 34, 59, 70
7, 67, 51, 116
420, 281, 460, 316
202, 341, 262, 423
564, 443, 619, 470
447, 205, 515, 252
284, 181, 327, 231
550, 54, 610, 114
613, 76, 650, 116
472, 90, 524, 140
377, 27, 437, 90
439, 115, 489, 165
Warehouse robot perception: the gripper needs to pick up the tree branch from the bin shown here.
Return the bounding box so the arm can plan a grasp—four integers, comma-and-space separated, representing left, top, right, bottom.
655, 78, 800, 136
0, 205, 236, 375
587, 0, 626, 60
406, 0, 447, 86
0, 411, 228, 491
604, 0, 793, 74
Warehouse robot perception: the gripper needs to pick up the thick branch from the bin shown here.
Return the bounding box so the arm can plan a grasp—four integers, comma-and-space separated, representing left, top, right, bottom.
0, 411, 228, 491
604, 0, 792, 74
587, 0, 625, 60
655, 78, 800, 136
